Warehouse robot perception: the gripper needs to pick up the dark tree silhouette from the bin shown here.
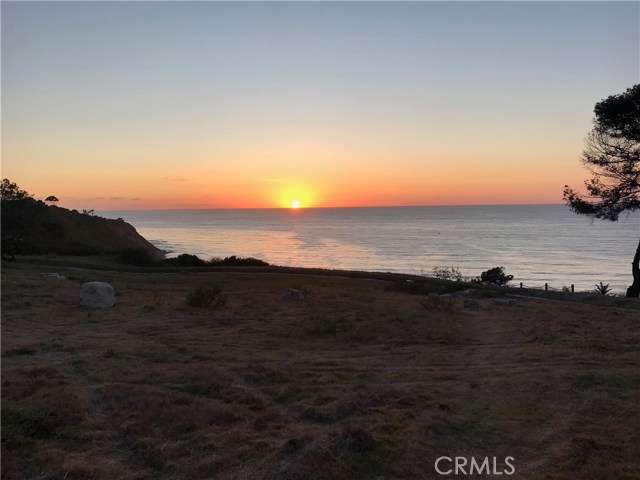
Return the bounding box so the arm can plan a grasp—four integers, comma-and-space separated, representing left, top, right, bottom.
45, 195, 59, 204
563, 85, 640, 297
1, 179, 37, 259
1, 178, 32, 201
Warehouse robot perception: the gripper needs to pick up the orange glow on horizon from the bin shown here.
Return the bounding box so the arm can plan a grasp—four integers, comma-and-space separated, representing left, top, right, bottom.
7, 149, 585, 211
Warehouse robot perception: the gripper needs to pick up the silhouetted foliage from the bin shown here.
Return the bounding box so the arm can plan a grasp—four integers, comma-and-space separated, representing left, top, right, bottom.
1, 181, 43, 257
390, 279, 470, 296
594, 281, 612, 296
1, 181, 162, 258
563, 84, 640, 297
432, 266, 463, 281
165, 253, 207, 267
120, 248, 157, 266
186, 283, 225, 308
45, 196, 59, 203
1, 179, 32, 201
480, 266, 513, 286
209, 255, 270, 266
164, 254, 270, 267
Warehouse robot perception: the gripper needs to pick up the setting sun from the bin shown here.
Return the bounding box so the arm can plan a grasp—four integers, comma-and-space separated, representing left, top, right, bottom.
273, 185, 316, 209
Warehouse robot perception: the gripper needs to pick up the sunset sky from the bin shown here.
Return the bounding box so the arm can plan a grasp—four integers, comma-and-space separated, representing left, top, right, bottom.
2, 1, 638, 210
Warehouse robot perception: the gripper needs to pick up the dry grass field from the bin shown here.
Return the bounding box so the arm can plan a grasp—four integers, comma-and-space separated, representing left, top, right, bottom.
2, 260, 639, 479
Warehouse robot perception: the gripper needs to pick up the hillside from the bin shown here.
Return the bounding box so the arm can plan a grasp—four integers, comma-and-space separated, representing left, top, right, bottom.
1, 198, 164, 258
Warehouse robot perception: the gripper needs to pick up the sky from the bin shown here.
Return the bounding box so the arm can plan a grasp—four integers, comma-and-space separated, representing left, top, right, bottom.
2, 1, 639, 210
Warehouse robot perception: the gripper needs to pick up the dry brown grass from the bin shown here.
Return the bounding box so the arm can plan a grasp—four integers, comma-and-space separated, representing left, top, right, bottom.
2, 261, 639, 479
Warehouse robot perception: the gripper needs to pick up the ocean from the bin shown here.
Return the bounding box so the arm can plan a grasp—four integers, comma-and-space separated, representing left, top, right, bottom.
101, 205, 640, 294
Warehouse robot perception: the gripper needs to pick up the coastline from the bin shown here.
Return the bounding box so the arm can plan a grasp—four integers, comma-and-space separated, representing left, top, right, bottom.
101, 205, 640, 295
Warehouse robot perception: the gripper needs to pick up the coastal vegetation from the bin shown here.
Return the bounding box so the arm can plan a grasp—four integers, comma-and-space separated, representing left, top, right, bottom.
1, 179, 163, 260
594, 281, 613, 296
480, 266, 514, 287
119, 250, 272, 268
186, 282, 225, 308
564, 84, 640, 297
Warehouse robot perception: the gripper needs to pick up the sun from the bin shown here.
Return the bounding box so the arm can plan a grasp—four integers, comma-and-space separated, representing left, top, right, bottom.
274, 186, 315, 209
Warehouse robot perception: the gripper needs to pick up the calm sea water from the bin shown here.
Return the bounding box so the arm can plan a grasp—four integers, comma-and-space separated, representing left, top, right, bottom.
101, 205, 640, 294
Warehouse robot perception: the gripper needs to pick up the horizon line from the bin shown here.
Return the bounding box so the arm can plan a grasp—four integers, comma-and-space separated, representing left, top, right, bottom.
96, 202, 567, 213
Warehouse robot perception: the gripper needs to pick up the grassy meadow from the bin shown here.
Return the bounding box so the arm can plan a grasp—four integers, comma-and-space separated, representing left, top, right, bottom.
2, 260, 639, 479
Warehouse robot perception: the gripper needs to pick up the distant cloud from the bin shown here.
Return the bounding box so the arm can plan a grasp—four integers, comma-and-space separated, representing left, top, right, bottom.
260, 178, 284, 184
81, 196, 141, 202
163, 176, 190, 182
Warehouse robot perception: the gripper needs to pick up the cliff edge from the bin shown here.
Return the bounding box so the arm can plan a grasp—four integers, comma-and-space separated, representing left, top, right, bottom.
1, 198, 164, 259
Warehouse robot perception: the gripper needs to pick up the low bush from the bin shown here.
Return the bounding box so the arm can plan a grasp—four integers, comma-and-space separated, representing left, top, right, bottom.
209, 255, 270, 266
1, 409, 55, 447
594, 281, 612, 296
164, 254, 270, 267
165, 253, 206, 267
390, 280, 469, 296
480, 266, 514, 286
186, 283, 225, 308
420, 293, 457, 311
432, 266, 463, 281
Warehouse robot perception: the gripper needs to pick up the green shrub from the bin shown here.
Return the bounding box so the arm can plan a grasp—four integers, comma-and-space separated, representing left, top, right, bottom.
186, 283, 225, 308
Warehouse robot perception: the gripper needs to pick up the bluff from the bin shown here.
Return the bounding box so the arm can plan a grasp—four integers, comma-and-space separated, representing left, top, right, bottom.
1, 198, 164, 258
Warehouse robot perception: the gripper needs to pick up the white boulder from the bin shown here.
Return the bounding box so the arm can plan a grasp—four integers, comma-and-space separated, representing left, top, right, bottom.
282, 288, 305, 301
80, 282, 115, 308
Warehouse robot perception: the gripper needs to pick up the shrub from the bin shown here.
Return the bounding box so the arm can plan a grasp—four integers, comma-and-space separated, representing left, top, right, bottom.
1, 346, 36, 357
480, 266, 514, 286
1, 409, 55, 447
208, 255, 270, 266
594, 281, 612, 296
165, 254, 270, 267
166, 253, 207, 267
432, 266, 463, 281
306, 317, 340, 337
420, 293, 456, 311
186, 283, 225, 308
390, 279, 468, 295
120, 248, 156, 266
